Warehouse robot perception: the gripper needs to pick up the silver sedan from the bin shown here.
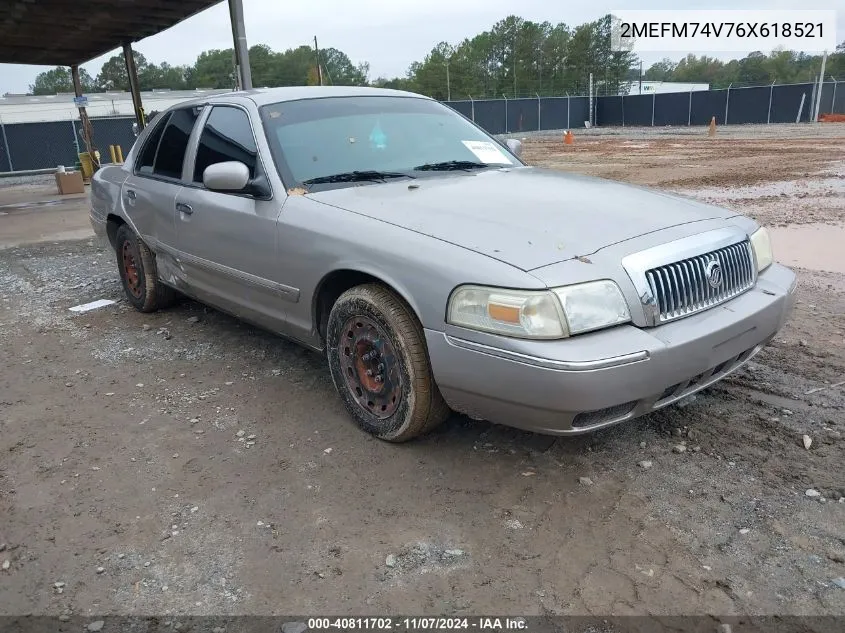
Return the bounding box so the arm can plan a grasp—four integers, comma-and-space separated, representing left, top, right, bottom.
90, 87, 796, 441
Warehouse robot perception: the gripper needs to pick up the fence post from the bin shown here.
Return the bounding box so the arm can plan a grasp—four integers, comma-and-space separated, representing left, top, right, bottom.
688, 89, 692, 126
651, 91, 655, 126
0, 117, 12, 172
724, 83, 731, 125
767, 81, 775, 124
621, 95, 625, 127
809, 80, 818, 121
502, 93, 508, 134
832, 79, 839, 114
796, 93, 806, 123
71, 119, 80, 155
536, 93, 541, 131
469, 95, 475, 122
567, 94, 571, 130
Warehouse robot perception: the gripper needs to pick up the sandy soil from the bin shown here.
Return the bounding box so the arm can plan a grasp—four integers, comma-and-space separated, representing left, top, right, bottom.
1, 124, 844, 619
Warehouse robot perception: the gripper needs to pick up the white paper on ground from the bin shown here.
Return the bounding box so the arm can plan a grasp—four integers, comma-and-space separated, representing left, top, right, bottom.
69, 299, 116, 313
461, 140, 513, 165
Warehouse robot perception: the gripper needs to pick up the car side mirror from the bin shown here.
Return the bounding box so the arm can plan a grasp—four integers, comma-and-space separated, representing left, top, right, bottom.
203, 161, 251, 192
505, 138, 523, 158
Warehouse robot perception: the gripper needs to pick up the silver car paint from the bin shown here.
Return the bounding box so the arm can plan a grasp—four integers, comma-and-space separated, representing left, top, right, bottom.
306, 168, 742, 272
90, 86, 796, 435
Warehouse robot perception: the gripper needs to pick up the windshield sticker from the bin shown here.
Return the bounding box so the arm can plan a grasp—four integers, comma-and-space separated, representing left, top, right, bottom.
369, 122, 387, 150
461, 141, 513, 165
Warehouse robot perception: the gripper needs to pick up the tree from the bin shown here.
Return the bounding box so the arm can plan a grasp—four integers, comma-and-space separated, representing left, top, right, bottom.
644, 59, 677, 81
140, 62, 190, 90
95, 52, 149, 91
30, 67, 95, 95
186, 49, 236, 89
30, 27, 841, 99
249, 44, 279, 87
322, 48, 369, 85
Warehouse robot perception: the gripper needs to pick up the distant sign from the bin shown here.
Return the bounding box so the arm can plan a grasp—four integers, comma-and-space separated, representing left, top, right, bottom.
73, 96, 88, 107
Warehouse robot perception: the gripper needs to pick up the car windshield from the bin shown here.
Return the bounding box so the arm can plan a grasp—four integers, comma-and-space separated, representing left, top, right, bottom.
259, 96, 518, 188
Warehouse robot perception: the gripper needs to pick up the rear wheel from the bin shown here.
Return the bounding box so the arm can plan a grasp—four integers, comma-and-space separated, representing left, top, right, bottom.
326, 284, 450, 442
115, 225, 176, 313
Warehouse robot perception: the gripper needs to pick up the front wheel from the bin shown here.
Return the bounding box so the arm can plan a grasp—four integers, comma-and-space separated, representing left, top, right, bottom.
326, 284, 450, 442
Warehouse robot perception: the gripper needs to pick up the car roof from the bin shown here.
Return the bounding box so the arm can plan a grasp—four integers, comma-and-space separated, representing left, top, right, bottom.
172, 86, 432, 109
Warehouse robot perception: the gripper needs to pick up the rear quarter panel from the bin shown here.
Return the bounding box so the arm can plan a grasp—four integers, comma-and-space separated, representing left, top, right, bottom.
90, 164, 131, 245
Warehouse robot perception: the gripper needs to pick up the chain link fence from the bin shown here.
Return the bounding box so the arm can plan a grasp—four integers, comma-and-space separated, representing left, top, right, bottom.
0, 116, 136, 173
444, 80, 844, 134
0, 80, 842, 173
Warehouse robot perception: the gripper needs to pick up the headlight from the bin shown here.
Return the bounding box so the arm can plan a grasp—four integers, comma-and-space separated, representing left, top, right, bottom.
750, 227, 773, 272
447, 280, 631, 339
447, 286, 566, 339
552, 280, 631, 335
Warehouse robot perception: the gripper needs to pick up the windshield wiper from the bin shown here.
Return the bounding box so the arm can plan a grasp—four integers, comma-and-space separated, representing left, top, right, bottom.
301, 170, 413, 185
413, 160, 491, 171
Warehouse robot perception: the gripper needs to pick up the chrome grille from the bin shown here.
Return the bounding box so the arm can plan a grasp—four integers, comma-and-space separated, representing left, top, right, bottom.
646, 240, 755, 323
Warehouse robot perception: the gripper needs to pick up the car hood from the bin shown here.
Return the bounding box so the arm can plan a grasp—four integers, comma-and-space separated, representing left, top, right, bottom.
306, 167, 739, 271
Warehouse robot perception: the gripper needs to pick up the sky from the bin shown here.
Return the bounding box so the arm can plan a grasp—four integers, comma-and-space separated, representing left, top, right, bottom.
0, 0, 842, 94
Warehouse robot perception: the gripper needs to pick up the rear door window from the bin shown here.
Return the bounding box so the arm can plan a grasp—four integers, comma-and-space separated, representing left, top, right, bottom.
193, 106, 258, 184
152, 108, 200, 180
135, 114, 169, 175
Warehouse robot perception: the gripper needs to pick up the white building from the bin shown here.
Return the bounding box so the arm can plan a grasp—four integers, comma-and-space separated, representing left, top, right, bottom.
624, 81, 710, 95
0, 89, 233, 124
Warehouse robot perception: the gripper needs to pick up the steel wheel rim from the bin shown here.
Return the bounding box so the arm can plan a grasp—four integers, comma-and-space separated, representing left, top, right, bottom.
122, 241, 142, 299
338, 315, 403, 419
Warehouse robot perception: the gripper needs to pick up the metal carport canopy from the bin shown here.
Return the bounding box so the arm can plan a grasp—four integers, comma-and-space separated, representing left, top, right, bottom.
0, 0, 222, 66
0, 0, 253, 172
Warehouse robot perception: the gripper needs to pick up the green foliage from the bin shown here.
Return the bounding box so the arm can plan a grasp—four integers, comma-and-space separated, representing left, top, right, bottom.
25, 27, 845, 99
644, 46, 845, 88
402, 14, 638, 99
27, 42, 369, 95
30, 67, 95, 95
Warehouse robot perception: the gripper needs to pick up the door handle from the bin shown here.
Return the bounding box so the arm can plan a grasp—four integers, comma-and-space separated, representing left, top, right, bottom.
126, 189, 136, 201
176, 202, 193, 215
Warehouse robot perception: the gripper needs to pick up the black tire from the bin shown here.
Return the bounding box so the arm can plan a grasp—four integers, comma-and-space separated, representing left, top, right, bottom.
326, 283, 450, 442
115, 225, 177, 313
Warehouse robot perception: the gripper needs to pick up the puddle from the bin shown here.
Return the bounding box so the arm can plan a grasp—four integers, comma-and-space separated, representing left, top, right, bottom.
769, 223, 845, 274
0, 198, 78, 213
674, 177, 845, 202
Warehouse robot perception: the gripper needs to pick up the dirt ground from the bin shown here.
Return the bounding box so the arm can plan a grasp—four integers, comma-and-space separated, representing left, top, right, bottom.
1, 124, 844, 619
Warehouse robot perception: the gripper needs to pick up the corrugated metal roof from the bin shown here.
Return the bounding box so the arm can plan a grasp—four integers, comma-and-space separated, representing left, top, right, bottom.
0, 0, 222, 66
0, 89, 235, 123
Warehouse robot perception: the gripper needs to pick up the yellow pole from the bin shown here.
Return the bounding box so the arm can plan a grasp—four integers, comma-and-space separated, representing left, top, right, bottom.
116, 145, 124, 163
109, 145, 117, 164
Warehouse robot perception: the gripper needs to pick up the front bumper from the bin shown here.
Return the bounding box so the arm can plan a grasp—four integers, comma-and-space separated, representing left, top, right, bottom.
426, 263, 797, 435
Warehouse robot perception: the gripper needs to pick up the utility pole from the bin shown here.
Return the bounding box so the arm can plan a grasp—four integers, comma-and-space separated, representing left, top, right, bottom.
813, 51, 828, 122
446, 60, 451, 101
314, 36, 324, 86
639, 60, 643, 95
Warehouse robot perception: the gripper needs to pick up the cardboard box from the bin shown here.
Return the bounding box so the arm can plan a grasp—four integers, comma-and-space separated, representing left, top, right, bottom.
55, 171, 85, 195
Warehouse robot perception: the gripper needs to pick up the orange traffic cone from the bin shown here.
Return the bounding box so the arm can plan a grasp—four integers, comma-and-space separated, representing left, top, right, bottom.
708, 116, 716, 137
564, 130, 574, 145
